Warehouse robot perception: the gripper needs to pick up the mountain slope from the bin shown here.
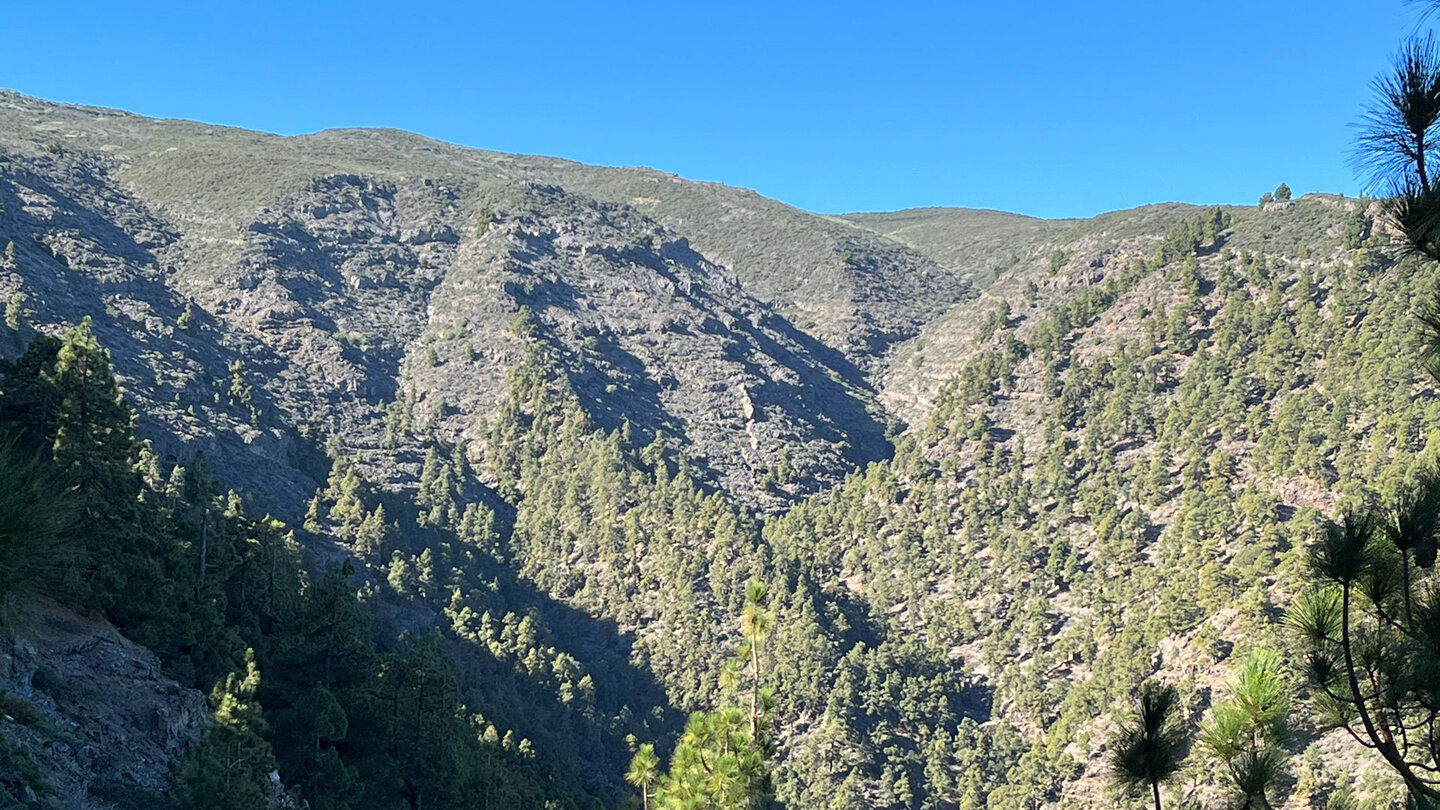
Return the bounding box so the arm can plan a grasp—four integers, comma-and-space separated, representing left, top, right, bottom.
1, 91, 968, 363
0, 91, 917, 511
769, 196, 1411, 808
840, 206, 1078, 286
0, 601, 208, 807
0, 89, 1413, 810
875, 202, 1212, 421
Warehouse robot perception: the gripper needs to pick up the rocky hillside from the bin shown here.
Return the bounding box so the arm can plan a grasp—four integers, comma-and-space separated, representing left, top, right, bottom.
768, 194, 1407, 808
0, 601, 208, 807
0, 90, 941, 514
0, 90, 1418, 810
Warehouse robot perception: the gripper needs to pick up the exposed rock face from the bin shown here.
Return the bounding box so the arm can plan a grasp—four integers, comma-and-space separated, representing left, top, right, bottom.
422, 183, 893, 501
0, 602, 208, 808
0, 93, 914, 514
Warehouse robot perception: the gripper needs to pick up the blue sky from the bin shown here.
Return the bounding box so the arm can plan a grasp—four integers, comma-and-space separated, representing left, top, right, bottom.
4, 1, 1421, 218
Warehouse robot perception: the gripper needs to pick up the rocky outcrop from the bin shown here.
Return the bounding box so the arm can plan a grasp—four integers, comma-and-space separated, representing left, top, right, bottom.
0, 95, 905, 514
0, 602, 207, 808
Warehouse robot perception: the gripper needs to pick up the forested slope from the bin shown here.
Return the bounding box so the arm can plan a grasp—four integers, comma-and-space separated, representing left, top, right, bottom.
0, 90, 1419, 810
772, 197, 1419, 808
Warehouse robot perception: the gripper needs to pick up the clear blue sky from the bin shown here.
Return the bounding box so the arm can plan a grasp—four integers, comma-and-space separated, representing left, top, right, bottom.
4, 1, 1422, 218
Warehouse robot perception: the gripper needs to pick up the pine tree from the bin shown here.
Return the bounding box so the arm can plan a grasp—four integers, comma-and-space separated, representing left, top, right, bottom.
49, 317, 136, 484
1294, 30, 1440, 785
355, 503, 388, 557
293, 561, 374, 689
181, 650, 278, 810
626, 743, 660, 810
5, 290, 24, 330
177, 301, 196, 333
1357, 31, 1440, 261
636, 580, 777, 810
32, 319, 165, 614
1108, 681, 1188, 810
304, 494, 325, 534
377, 633, 462, 809
1199, 649, 1290, 809
382, 400, 409, 451
228, 360, 253, 408
0, 438, 78, 613
0, 333, 63, 455
741, 580, 774, 741
388, 550, 415, 596
1290, 506, 1440, 804
417, 447, 442, 527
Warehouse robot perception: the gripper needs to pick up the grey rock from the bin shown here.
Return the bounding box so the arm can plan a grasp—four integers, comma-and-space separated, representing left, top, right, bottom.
0, 603, 207, 806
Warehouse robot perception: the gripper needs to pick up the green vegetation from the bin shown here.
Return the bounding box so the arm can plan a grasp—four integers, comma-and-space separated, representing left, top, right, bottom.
4, 290, 23, 331
1276, 17, 1440, 809
177, 301, 196, 333
180, 650, 279, 810
1357, 32, 1440, 263
631, 582, 777, 809
839, 207, 1075, 287
0, 325, 582, 808
6, 188, 1419, 807
1289, 510, 1440, 803
0, 436, 76, 614
1108, 682, 1187, 810
4, 83, 1440, 810
1198, 650, 1290, 809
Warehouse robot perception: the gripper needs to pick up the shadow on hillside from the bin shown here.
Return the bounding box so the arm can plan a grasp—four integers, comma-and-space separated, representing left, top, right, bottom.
651, 238, 895, 471
460, 568, 685, 796
660, 238, 876, 389
0, 165, 323, 517
510, 237, 895, 492
1, 158, 684, 801
522, 272, 691, 449
735, 315, 894, 469
249, 215, 415, 407
1195, 232, 1230, 258
360, 484, 684, 800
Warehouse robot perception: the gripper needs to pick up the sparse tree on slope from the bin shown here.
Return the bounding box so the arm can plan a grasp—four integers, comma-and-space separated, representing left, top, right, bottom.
1199, 649, 1290, 809
1108, 681, 1188, 810
741, 580, 774, 741
5, 290, 24, 330
627, 743, 660, 810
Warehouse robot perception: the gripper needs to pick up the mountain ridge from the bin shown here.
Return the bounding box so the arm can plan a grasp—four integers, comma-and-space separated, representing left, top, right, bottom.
0, 90, 1410, 810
